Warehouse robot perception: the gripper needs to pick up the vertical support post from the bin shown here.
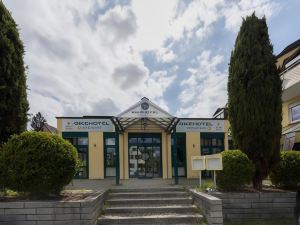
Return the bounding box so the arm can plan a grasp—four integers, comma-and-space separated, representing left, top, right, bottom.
115, 127, 120, 185
173, 128, 178, 185
199, 171, 202, 187
214, 170, 216, 188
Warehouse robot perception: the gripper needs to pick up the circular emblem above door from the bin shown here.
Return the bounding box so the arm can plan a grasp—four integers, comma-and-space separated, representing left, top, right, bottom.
141, 102, 149, 110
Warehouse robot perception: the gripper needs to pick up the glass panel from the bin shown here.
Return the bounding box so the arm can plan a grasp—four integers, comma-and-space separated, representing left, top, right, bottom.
129, 137, 137, 144
78, 152, 87, 166
138, 137, 152, 143
153, 146, 160, 177
202, 147, 210, 155
106, 147, 116, 167
65, 137, 76, 145
78, 146, 87, 152
212, 138, 217, 146
105, 137, 115, 145
291, 104, 300, 121
129, 146, 138, 177
153, 137, 161, 143
78, 137, 88, 145
138, 146, 145, 176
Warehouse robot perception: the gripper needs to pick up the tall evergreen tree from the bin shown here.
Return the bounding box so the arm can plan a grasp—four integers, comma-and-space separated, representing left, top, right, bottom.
31, 112, 46, 132
228, 13, 282, 190
0, 1, 29, 145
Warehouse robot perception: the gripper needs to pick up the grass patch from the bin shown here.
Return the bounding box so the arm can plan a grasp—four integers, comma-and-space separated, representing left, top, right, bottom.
195, 179, 215, 192
224, 218, 296, 225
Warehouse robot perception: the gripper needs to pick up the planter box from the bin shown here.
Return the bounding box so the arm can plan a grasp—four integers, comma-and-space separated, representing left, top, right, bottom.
0, 191, 105, 225
189, 189, 223, 225
212, 191, 296, 221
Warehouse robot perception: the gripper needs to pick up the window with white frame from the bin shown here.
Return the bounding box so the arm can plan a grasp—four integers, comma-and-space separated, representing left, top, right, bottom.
290, 103, 300, 122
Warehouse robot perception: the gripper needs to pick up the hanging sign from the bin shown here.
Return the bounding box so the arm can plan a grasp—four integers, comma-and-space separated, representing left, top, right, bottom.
62, 118, 114, 132
176, 119, 224, 132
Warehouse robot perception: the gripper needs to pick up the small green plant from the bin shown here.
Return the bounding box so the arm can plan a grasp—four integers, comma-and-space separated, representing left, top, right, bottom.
0, 131, 79, 196
217, 150, 255, 191
196, 180, 214, 192
270, 151, 300, 189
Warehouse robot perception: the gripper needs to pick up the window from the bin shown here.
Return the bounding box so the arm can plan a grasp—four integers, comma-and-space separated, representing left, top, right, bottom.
104, 133, 116, 177
201, 133, 224, 155
63, 133, 88, 179
290, 103, 300, 122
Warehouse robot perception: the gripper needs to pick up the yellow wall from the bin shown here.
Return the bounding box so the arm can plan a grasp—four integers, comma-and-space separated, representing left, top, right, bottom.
282, 95, 300, 129
186, 132, 201, 178
123, 132, 129, 179
166, 134, 172, 178
88, 132, 104, 179
57, 118, 62, 136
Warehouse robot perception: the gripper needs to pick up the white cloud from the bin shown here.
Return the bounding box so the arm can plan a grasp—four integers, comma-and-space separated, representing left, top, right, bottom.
223, 0, 280, 32
177, 50, 227, 117
2, 0, 281, 126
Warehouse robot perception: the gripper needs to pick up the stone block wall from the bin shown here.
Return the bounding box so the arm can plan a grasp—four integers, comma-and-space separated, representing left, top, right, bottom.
0, 191, 105, 225
212, 192, 296, 221
190, 189, 223, 225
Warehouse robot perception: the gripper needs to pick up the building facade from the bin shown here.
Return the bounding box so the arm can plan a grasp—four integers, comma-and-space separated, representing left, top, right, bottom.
57, 97, 229, 180
277, 39, 300, 150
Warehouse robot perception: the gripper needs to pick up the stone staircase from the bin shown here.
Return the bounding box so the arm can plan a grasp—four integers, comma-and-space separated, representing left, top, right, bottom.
98, 187, 204, 225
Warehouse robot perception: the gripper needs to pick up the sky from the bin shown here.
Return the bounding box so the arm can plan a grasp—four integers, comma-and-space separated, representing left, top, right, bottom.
3, 0, 300, 127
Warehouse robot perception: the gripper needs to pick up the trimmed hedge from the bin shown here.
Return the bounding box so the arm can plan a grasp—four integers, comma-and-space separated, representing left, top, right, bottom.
0, 131, 78, 195
217, 150, 255, 191
270, 151, 300, 189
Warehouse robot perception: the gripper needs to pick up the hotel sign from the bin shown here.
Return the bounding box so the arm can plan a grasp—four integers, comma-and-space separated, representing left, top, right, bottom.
176, 120, 224, 132
62, 118, 114, 132
120, 102, 172, 118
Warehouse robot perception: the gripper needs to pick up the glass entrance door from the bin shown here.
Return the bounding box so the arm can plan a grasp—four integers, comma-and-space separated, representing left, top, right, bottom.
129, 133, 161, 178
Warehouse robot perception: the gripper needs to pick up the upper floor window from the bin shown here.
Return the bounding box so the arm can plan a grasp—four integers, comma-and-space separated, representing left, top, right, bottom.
290, 103, 300, 123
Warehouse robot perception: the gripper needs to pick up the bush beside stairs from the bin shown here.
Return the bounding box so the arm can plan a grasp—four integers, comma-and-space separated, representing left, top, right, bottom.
98, 187, 205, 225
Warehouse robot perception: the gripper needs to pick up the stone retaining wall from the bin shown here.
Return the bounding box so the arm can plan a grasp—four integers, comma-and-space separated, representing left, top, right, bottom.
190, 189, 223, 225
212, 191, 296, 221
0, 191, 105, 225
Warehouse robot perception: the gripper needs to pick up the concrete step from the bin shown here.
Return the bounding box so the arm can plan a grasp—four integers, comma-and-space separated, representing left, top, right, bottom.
104, 205, 197, 214
108, 191, 188, 199
110, 187, 183, 193
98, 213, 203, 224
106, 197, 193, 206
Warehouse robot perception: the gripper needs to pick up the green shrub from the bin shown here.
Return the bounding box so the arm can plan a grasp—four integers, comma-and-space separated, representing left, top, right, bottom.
0, 131, 78, 195
270, 151, 300, 189
217, 150, 255, 191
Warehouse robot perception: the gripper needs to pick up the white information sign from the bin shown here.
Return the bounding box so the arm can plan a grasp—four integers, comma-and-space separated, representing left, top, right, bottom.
62, 118, 114, 132
206, 154, 223, 171
191, 156, 206, 171
176, 120, 224, 132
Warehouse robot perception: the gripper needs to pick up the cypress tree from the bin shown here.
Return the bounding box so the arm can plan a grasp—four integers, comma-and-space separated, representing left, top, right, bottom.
228, 13, 282, 190
0, 1, 29, 145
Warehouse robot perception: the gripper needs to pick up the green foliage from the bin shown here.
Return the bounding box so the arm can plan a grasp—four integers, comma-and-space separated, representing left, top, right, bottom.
0, 131, 78, 195
227, 13, 282, 189
217, 150, 255, 191
0, 1, 29, 145
31, 112, 47, 131
270, 151, 300, 189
